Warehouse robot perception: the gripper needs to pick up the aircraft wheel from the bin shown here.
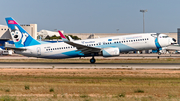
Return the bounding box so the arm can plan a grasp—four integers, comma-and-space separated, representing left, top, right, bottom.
158, 52, 161, 55
90, 58, 96, 64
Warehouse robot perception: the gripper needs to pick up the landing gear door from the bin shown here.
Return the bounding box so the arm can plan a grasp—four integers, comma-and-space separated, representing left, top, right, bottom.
37, 47, 41, 57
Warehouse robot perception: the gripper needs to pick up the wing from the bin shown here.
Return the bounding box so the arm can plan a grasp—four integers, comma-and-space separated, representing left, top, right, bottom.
58, 31, 101, 54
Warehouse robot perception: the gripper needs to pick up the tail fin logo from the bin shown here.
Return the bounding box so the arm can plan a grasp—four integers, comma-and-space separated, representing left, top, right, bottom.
8, 20, 18, 24
11, 26, 29, 45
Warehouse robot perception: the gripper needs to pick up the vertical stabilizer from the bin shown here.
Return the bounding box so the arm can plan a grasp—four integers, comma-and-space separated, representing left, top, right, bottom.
5, 17, 40, 48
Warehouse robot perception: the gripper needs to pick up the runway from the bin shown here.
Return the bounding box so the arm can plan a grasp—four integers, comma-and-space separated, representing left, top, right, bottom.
0, 54, 180, 69
0, 62, 180, 69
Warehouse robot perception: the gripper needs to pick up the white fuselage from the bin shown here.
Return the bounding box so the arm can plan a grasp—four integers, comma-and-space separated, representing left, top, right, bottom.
14, 33, 174, 59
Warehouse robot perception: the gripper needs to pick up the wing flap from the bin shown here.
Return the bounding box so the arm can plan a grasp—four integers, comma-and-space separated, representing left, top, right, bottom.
67, 41, 101, 54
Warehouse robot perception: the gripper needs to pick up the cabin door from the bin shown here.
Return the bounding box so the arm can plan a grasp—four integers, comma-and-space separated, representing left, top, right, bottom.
37, 47, 41, 57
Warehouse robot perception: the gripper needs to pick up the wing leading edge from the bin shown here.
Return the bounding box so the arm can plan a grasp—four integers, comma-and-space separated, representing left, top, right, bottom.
58, 31, 101, 54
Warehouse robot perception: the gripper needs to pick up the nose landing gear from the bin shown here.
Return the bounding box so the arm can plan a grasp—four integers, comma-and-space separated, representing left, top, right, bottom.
158, 52, 161, 55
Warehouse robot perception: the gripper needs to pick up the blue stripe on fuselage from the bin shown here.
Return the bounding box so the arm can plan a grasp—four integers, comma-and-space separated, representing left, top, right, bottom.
41, 50, 91, 59
155, 38, 162, 49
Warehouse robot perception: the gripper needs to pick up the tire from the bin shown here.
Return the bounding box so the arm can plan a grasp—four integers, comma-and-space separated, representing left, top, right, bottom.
90, 58, 96, 63
158, 52, 161, 55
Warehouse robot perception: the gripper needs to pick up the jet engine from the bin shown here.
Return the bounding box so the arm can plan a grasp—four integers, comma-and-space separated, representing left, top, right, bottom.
101, 47, 120, 57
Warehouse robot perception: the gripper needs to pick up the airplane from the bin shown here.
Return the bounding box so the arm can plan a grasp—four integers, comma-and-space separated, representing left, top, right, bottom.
5, 17, 176, 63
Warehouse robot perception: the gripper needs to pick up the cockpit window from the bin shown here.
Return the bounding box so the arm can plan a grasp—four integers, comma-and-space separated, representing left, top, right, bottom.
151, 34, 158, 38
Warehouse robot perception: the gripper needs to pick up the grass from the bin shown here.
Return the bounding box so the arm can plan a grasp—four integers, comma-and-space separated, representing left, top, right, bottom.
79, 94, 89, 98
49, 88, 54, 92
24, 85, 29, 90
5, 89, 10, 92
0, 68, 179, 100
0, 95, 16, 101
118, 93, 126, 97
134, 89, 144, 93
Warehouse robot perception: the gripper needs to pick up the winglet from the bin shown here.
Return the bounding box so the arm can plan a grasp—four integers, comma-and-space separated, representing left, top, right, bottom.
68, 36, 74, 41
58, 30, 69, 42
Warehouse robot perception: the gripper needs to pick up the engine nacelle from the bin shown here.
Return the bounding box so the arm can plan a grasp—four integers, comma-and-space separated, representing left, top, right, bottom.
102, 47, 120, 57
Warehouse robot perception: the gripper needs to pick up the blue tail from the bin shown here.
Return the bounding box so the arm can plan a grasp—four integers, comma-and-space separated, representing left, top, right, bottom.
5, 17, 40, 48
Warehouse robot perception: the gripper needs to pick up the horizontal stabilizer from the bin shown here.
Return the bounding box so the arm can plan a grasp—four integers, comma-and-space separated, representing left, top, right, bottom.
5, 46, 26, 50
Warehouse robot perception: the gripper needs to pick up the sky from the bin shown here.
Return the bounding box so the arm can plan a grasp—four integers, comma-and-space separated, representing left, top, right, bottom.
0, 0, 180, 33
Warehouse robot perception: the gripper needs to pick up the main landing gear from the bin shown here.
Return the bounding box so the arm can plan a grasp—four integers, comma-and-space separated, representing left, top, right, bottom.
90, 56, 96, 64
